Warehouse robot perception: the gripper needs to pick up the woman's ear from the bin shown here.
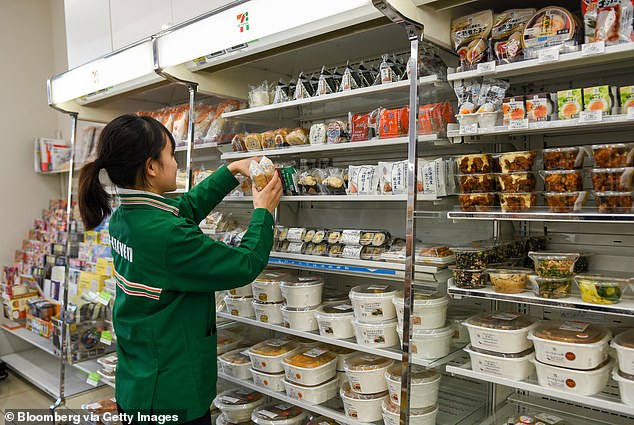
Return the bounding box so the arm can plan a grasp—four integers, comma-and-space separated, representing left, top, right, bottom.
145, 157, 159, 178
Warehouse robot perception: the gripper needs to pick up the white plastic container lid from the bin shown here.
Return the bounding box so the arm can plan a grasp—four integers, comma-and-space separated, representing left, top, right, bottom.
385, 363, 440, 384
465, 312, 537, 331
315, 304, 354, 317
350, 284, 398, 298
279, 275, 324, 287
352, 318, 398, 328
382, 399, 438, 416
249, 339, 300, 357
219, 348, 251, 365
251, 404, 307, 425
217, 414, 255, 425
281, 305, 320, 312
464, 344, 534, 359
224, 295, 254, 302
343, 353, 394, 371
214, 389, 265, 410
398, 323, 455, 337
393, 291, 450, 306
254, 271, 293, 284
531, 321, 609, 344
340, 382, 388, 400
282, 347, 337, 369
613, 329, 634, 349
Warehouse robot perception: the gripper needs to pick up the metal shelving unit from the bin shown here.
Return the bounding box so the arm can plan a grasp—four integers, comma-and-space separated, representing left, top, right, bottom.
1, 322, 57, 356
223, 194, 447, 202
447, 209, 634, 224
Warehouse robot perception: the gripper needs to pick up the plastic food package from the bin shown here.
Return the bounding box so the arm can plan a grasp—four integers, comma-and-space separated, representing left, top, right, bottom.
491, 9, 535, 64
592, 167, 634, 191
583, 0, 634, 45
273, 80, 290, 104
294, 73, 314, 100
349, 284, 398, 322
502, 96, 526, 124
249, 157, 276, 192
544, 191, 588, 213
245, 133, 263, 152
454, 80, 480, 114
348, 165, 379, 195
273, 128, 289, 149
496, 172, 536, 193
507, 413, 566, 425
418, 102, 454, 136
621, 85, 634, 111
558, 89, 583, 120
522, 7, 580, 59
252, 404, 306, 425
171, 106, 189, 143
451, 10, 494, 70
249, 81, 270, 107
261, 131, 276, 150
317, 66, 337, 96
465, 312, 537, 353
584, 85, 616, 115
529, 275, 572, 298
457, 173, 496, 193
526, 93, 554, 122
357, 61, 376, 87
286, 128, 309, 146
498, 151, 537, 173
452, 268, 487, 288
465, 345, 535, 380
574, 273, 629, 304
308, 123, 326, 145
343, 353, 394, 393
340, 63, 360, 92
193, 103, 216, 142
543, 146, 585, 170
321, 168, 346, 195
475, 79, 510, 113
591, 143, 634, 167
350, 109, 379, 142
326, 121, 349, 144
231, 134, 247, 152
298, 169, 324, 195
541, 169, 583, 192
457, 193, 496, 211
206, 100, 243, 143
214, 389, 265, 423
529, 252, 580, 278
594, 191, 634, 212
379, 107, 409, 139
487, 268, 531, 294
456, 154, 493, 174
379, 161, 408, 195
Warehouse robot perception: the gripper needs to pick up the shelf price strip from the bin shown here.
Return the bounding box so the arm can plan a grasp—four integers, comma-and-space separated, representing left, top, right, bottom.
268, 257, 398, 275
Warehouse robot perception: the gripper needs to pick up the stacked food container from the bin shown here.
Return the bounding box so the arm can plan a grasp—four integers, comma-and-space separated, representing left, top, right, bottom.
451, 246, 490, 289
214, 389, 265, 424
281, 346, 339, 404
528, 321, 613, 396
496, 150, 538, 213
528, 252, 579, 299
589, 143, 634, 213
349, 283, 399, 348
252, 270, 291, 324
612, 330, 634, 405
219, 348, 253, 380
341, 353, 393, 422
392, 291, 453, 360
225, 278, 256, 318
455, 153, 496, 212
382, 363, 440, 425
463, 312, 537, 381
280, 274, 323, 331
542, 146, 587, 213
247, 339, 302, 392
251, 404, 307, 425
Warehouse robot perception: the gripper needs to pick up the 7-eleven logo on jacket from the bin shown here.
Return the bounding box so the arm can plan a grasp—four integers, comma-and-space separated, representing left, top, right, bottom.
237, 12, 249, 32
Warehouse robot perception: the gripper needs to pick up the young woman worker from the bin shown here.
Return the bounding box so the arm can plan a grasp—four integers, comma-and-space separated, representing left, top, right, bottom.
78, 114, 282, 425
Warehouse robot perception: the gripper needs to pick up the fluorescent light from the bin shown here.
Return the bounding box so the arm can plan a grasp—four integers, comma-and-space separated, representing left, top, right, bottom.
157, 0, 370, 68
50, 40, 155, 104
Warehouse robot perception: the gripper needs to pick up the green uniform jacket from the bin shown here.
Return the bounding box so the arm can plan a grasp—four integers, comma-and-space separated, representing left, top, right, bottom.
109, 166, 273, 423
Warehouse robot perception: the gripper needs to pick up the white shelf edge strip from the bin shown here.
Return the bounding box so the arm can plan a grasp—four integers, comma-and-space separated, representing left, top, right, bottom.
446, 209, 634, 223
446, 361, 634, 417
222, 76, 441, 119
223, 194, 440, 202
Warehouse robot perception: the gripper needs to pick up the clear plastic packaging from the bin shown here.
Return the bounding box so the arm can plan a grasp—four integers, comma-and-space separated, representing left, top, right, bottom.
612, 329, 634, 375
252, 404, 307, 425
458, 193, 496, 212
544, 191, 588, 213
392, 291, 449, 330
385, 363, 440, 407
528, 252, 579, 278
326, 120, 349, 144
499, 192, 537, 213
214, 389, 265, 423
593, 191, 634, 213
591, 143, 634, 167
574, 273, 629, 305
543, 147, 585, 170
315, 304, 355, 339
465, 312, 537, 353
542, 169, 584, 192
529, 275, 572, 299
464, 345, 535, 380
452, 268, 487, 288
379, 161, 408, 195
249, 81, 270, 108
583, 0, 634, 46
282, 377, 339, 405
352, 318, 399, 348
526, 93, 554, 122
252, 301, 283, 324
452, 246, 490, 269
228, 284, 253, 298
219, 348, 253, 380
349, 284, 398, 322
451, 10, 494, 70
486, 268, 531, 294
321, 169, 346, 195
343, 353, 393, 394
379, 107, 409, 139
217, 414, 254, 425
491, 9, 535, 64
496, 172, 536, 193
456, 173, 496, 193
340, 382, 388, 422
456, 154, 493, 174
225, 295, 255, 318
531, 357, 614, 395
497, 151, 537, 173
591, 167, 634, 192
248, 339, 302, 374
398, 324, 454, 360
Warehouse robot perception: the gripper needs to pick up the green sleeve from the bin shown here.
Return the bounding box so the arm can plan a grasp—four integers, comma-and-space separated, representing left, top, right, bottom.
176, 165, 239, 224
164, 208, 274, 292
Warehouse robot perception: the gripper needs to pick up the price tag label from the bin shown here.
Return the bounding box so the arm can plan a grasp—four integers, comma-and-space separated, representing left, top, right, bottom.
87, 372, 100, 387
628, 106, 634, 119
538, 48, 560, 63
579, 110, 603, 123
100, 330, 113, 346
476, 61, 496, 74
508, 119, 529, 130
96, 291, 113, 305
582, 41, 605, 56
459, 123, 478, 135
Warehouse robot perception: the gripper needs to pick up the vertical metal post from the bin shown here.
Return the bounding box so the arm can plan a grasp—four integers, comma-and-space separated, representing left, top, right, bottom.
400, 26, 421, 425
185, 84, 197, 192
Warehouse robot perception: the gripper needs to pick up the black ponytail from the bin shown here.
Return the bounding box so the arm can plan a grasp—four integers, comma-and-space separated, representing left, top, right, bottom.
78, 114, 175, 230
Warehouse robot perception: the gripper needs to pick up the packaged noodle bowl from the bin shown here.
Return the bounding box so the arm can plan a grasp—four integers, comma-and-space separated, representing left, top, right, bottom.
522, 7, 580, 59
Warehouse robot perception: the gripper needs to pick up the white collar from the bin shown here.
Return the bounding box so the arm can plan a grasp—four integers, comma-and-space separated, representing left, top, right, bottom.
115, 187, 165, 199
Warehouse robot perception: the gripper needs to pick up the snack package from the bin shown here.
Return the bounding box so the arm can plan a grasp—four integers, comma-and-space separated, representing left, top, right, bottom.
298, 169, 324, 195
231, 133, 247, 152
451, 10, 494, 70
620, 85, 634, 111
379, 54, 396, 84
583, 0, 634, 45
309, 123, 327, 145
350, 109, 380, 142
454, 80, 480, 114
286, 128, 309, 146
526, 93, 554, 122
379, 161, 408, 195
502, 96, 526, 124
294, 72, 314, 100
193, 103, 216, 142
205, 100, 243, 143
245, 133, 263, 151
273, 79, 290, 104
274, 128, 289, 148
249, 157, 276, 191
379, 107, 409, 139
417, 158, 452, 196
260, 131, 275, 150
491, 9, 535, 64
348, 165, 379, 195
476, 78, 509, 113
522, 7, 580, 59
418, 102, 454, 136
321, 168, 347, 195
159, 107, 175, 133
327, 121, 349, 144
193, 168, 214, 187
279, 163, 299, 196
340, 62, 360, 91
417, 44, 448, 78
583, 85, 616, 114
557, 89, 583, 120
317, 66, 337, 96
249, 81, 270, 107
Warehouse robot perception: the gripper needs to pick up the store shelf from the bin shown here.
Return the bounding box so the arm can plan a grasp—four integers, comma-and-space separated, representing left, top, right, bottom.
267, 252, 450, 283
447, 42, 634, 82
221, 135, 445, 161
447, 209, 634, 224
37, 169, 70, 175
216, 311, 464, 368
447, 280, 634, 317
194, 141, 219, 150
221, 75, 448, 124
1, 321, 57, 356
217, 372, 377, 425
1, 349, 99, 398
448, 113, 634, 139
446, 360, 634, 417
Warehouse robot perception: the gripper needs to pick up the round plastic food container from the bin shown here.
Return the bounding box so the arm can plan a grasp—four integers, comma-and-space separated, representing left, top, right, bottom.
228, 284, 253, 298
349, 284, 398, 322
305, 416, 338, 425
612, 368, 634, 406
447, 306, 482, 345
397, 325, 454, 360
530, 357, 614, 395
322, 291, 350, 305
486, 268, 531, 294
328, 345, 355, 370
314, 304, 355, 339
282, 347, 337, 386
528, 275, 572, 299
528, 321, 610, 370
385, 363, 440, 408
219, 348, 252, 380
464, 312, 537, 354
282, 377, 339, 405
611, 329, 634, 375
591, 143, 634, 168
251, 404, 307, 425
392, 291, 450, 330
217, 330, 242, 355
528, 252, 580, 278
214, 389, 265, 423
352, 318, 399, 348
452, 268, 487, 289
225, 295, 255, 318
574, 273, 629, 305
464, 345, 535, 380
252, 271, 292, 303
343, 353, 394, 394
216, 413, 255, 425
279, 275, 324, 308
252, 301, 283, 324
247, 339, 302, 373
382, 400, 438, 425
281, 305, 319, 331
340, 382, 388, 422
250, 368, 286, 392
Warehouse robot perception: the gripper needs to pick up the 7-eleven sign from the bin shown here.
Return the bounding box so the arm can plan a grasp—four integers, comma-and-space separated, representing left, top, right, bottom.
237, 12, 249, 32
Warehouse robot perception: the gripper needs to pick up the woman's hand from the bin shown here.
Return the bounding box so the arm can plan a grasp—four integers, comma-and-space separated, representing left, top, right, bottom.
227, 157, 258, 177
253, 173, 282, 214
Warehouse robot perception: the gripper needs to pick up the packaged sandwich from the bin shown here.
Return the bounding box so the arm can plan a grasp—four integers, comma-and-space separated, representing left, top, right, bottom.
231, 133, 247, 152
348, 165, 379, 195
261, 131, 276, 150
350, 109, 379, 142
249, 157, 276, 191
245, 133, 263, 151
286, 128, 309, 146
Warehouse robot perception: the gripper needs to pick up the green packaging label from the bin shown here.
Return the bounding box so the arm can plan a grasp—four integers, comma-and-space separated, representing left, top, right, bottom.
620, 86, 634, 111
583, 86, 612, 114
557, 89, 583, 120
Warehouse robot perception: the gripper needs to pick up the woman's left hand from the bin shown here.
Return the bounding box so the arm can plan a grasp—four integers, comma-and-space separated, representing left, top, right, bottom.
228, 157, 259, 177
